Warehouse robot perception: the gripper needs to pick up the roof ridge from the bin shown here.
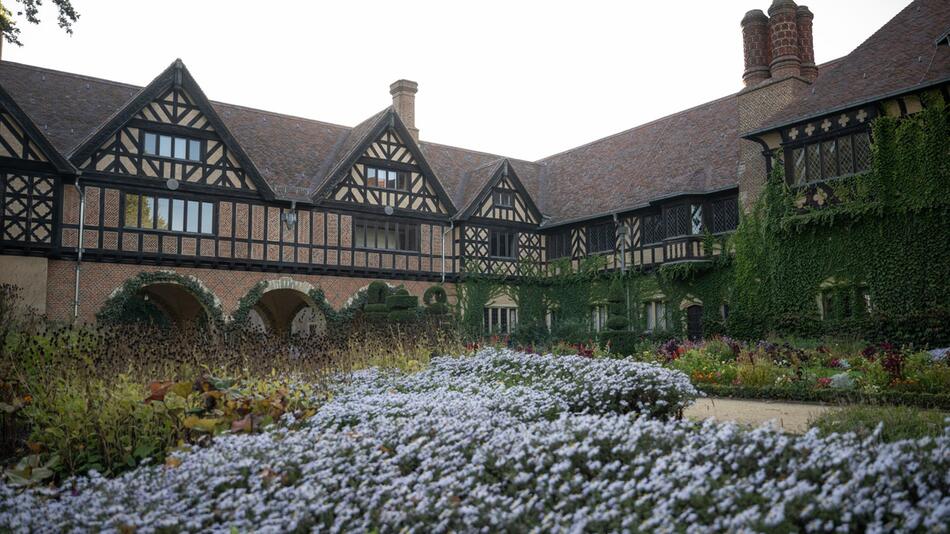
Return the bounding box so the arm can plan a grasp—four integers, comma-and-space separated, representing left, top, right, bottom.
535, 92, 738, 163
0, 60, 358, 132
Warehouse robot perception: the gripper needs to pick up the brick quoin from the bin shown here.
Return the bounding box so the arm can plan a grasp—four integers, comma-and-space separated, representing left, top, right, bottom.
46, 260, 450, 324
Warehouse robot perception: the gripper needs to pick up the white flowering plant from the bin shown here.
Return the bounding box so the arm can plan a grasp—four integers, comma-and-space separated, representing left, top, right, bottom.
1, 348, 948, 533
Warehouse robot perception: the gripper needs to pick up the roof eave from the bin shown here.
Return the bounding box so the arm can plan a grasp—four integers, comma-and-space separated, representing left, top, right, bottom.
539, 184, 738, 229
743, 75, 950, 139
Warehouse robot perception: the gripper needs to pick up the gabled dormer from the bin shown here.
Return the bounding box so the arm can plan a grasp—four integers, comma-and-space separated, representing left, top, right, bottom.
70, 59, 275, 199
458, 160, 542, 226
0, 83, 76, 175
0, 83, 76, 249
314, 108, 454, 217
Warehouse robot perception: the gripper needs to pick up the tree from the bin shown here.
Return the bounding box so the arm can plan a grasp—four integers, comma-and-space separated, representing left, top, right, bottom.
1, 0, 79, 47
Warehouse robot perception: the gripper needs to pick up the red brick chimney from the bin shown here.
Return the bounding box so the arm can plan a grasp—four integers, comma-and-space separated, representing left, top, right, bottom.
741, 9, 772, 86
767, 0, 802, 79
796, 5, 817, 81
389, 79, 419, 142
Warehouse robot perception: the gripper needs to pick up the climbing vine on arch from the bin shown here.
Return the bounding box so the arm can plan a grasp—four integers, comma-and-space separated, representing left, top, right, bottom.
96, 270, 225, 329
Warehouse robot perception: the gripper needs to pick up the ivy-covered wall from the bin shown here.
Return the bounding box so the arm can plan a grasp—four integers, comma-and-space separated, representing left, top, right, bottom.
730, 100, 949, 345
457, 99, 949, 346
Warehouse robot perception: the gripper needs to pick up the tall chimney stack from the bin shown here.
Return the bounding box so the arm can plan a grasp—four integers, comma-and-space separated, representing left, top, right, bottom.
389, 79, 419, 141
767, 0, 802, 79
796, 5, 817, 81
741, 9, 771, 86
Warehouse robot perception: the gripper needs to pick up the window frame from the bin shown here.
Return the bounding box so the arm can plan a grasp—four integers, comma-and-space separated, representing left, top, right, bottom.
585, 222, 614, 254
122, 191, 215, 236
664, 204, 690, 238
547, 230, 572, 260
590, 304, 608, 333
785, 127, 872, 186
644, 299, 668, 333
641, 213, 664, 245
489, 229, 518, 259
142, 131, 204, 163
492, 189, 514, 208
483, 306, 518, 334
365, 166, 410, 191
352, 217, 420, 252
709, 197, 739, 234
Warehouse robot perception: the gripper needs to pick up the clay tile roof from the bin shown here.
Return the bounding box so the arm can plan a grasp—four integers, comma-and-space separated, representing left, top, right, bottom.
455, 158, 506, 214
417, 142, 509, 207
308, 107, 391, 198
753, 0, 950, 134
537, 94, 739, 224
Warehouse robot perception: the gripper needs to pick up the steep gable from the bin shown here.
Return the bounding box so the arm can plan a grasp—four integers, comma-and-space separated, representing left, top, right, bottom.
70, 60, 275, 199
461, 160, 542, 225
0, 83, 75, 173
316, 109, 455, 216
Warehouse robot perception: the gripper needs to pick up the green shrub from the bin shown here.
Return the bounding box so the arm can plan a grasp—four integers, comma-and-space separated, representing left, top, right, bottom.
809, 405, 948, 442
423, 285, 449, 316
904, 352, 950, 393
702, 338, 736, 361
551, 320, 592, 345
736, 362, 785, 388
363, 281, 392, 320
386, 288, 418, 323
605, 278, 628, 331
425, 302, 449, 315
386, 295, 419, 310
600, 331, 641, 357
510, 321, 551, 348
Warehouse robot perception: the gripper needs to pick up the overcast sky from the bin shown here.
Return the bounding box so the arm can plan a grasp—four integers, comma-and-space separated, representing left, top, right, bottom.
3, 0, 907, 161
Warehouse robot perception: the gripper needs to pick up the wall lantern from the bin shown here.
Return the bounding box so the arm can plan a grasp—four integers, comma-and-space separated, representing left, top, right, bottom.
283, 201, 298, 230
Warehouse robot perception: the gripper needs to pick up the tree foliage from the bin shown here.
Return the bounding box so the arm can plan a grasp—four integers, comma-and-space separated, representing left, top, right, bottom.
1, 0, 79, 46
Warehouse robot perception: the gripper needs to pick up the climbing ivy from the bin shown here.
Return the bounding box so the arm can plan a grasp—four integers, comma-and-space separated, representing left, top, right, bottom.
456, 98, 949, 346
96, 270, 225, 329
729, 98, 950, 345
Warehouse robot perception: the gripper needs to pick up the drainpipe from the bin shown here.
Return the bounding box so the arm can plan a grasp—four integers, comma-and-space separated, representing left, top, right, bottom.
73, 177, 85, 322
441, 221, 454, 284
613, 213, 627, 273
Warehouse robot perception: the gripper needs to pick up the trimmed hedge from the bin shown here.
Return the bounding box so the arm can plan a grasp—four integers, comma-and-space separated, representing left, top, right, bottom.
385, 295, 419, 310
386, 288, 418, 323
600, 331, 642, 357
698, 384, 950, 410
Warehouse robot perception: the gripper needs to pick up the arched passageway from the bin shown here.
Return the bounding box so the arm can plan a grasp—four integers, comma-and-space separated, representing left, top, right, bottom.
139, 282, 210, 329
248, 288, 327, 338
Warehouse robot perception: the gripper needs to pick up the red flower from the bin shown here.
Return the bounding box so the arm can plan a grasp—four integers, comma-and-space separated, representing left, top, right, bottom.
816, 377, 832, 388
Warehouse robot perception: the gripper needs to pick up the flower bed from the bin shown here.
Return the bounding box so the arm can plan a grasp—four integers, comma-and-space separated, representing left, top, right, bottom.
391, 349, 699, 418
617, 337, 950, 405
2, 349, 948, 532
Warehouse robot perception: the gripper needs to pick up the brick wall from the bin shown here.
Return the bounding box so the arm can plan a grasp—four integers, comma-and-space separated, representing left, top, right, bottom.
46, 259, 453, 324
737, 76, 808, 207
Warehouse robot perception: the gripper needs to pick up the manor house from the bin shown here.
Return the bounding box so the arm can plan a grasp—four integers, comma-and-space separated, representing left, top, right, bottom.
0, 0, 946, 337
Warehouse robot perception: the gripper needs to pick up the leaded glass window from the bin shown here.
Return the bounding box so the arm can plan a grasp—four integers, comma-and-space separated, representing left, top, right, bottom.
789, 129, 873, 185
665, 205, 689, 237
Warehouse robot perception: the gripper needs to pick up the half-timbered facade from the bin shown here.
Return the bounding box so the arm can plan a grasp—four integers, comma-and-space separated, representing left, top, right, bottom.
0, 0, 946, 333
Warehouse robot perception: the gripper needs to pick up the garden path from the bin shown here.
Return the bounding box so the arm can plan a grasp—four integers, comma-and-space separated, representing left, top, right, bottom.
684, 397, 833, 433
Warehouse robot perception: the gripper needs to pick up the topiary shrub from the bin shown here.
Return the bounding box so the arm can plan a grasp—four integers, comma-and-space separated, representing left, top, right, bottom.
363, 281, 391, 321
423, 285, 449, 315
386, 288, 418, 323
600, 331, 641, 358
605, 278, 629, 331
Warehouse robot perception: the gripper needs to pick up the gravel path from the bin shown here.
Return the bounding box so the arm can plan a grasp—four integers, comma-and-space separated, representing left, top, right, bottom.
684, 397, 834, 433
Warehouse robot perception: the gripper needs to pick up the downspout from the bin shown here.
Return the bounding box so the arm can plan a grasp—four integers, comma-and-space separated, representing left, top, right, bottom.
613, 213, 626, 273
441, 221, 454, 284
614, 212, 631, 328
73, 177, 85, 322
